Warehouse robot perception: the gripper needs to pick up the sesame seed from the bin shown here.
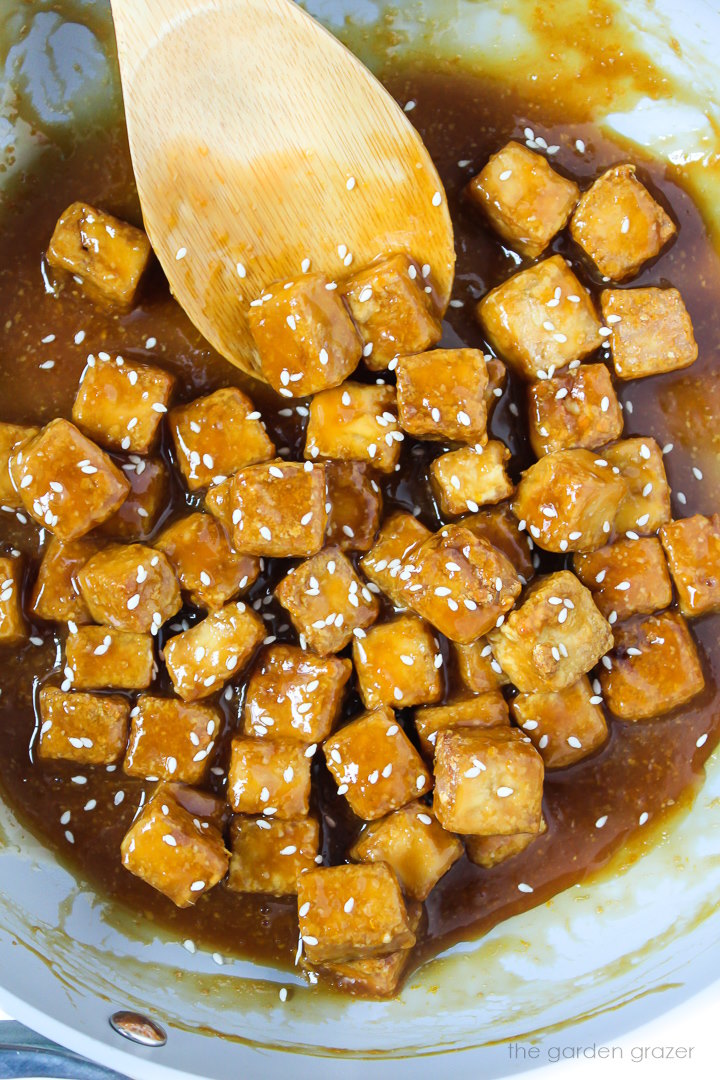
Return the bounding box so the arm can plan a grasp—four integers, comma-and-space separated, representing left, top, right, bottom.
595, 815, 608, 829
517, 882, 534, 894
638, 812, 649, 826
496, 786, 514, 798
176, 247, 187, 260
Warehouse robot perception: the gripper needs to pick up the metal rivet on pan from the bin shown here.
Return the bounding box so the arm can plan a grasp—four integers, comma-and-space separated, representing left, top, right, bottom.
110, 1010, 167, 1047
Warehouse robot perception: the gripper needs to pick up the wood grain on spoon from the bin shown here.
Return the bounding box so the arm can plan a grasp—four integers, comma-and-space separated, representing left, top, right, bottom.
110, 0, 455, 381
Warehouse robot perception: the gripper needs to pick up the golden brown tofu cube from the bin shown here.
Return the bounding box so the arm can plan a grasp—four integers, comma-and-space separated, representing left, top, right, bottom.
415, 691, 509, 756
248, 272, 362, 396
574, 537, 672, 620
9, 419, 129, 541
304, 382, 402, 474
77, 543, 181, 633
488, 570, 613, 693
72, 356, 174, 454
66, 627, 155, 690
513, 448, 628, 553
467, 141, 579, 258
457, 503, 534, 584
155, 512, 259, 611
527, 363, 623, 457
231, 460, 327, 557
243, 644, 351, 743
169, 387, 275, 492
454, 638, 509, 694
275, 547, 379, 655
47, 201, 151, 309
360, 512, 432, 609
38, 685, 129, 764
477, 255, 602, 380
99, 457, 168, 541
297, 862, 415, 963
465, 818, 547, 869
120, 789, 229, 907
601, 287, 697, 379
30, 536, 104, 625
511, 675, 608, 768
228, 815, 320, 896
353, 615, 442, 710
0, 555, 26, 645
227, 737, 311, 818
325, 460, 382, 552
351, 802, 463, 901
311, 901, 422, 997
396, 348, 488, 444
0, 422, 39, 505
600, 611, 704, 720
660, 515, 720, 618
124, 695, 220, 783
603, 438, 670, 536
570, 165, 676, 281
324, 705, 431, 820
431, 442, 514, 516
164, 600, 264, 701
434, 727, 544, 836
340, 253, 441, 371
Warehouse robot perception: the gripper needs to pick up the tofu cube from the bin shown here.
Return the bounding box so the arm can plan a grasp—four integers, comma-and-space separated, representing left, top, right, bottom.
467, 141, 580, 258
0, 555, 26, 645
431, 442, 514, 516
570, 164, 676, 281
275, 547, 379, 655
350, 802, 463, 901
311, 902, 422, 997
513, 448, 628, 553
527, 363, 623, 457
72, 356, 174, 454
325, 460, 382, 552
38, 685, 129, 763
99, 458, 168, 541
433, 727, 544, 836
454, 638, 510, 694
360, 512, 431, 609
0, 422, 39, 505
304, 382, 402, 473
396, 348, 488, 444
323, 705, 431, 820
414, 691, 509, 756
340, 253, 442, 371
601, 287, 697, 379
231, 460, 327, 557
603, 438, 670, 535
574, 537, 672, 620
248, 272, 362, 396
660, 515, 720, 617
66, 626, 155, 689
124, 695, 220, 783
511, 675, 608, 768
600, 611, 704, 720
47, 201, 151, 309
457, 503, 534, 583
9, 419, 129, 540
169, 387, 275, 492
477, 255, 602, 380
164, 600, 264, 700
227, 737, 311, 818
297, 862, 415, 963
30, 536, 105, 624
228, 815, 320, 896
243, 644, 352, 742
465, 818, 547, 869
77, 543, 181, 633
155, 512, 259, 610
353, 615, 442, 710
488, 570, 613, 693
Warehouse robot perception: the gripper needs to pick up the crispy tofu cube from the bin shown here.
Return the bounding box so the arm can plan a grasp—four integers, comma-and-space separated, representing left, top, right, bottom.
528, 363, 623, 457
120, 788, 229, 907
457, 503, 534, 583
312, 902, 422, 997
434, 728, 544, 836
155, 512, 259, 611
231, 460, 327, 557
77, 543, 181, 633
275, 547, 379, 655
660, 515, 720, 617
99, 457, 168, 541
467, 141, 579, 258
304, 382, 402, 474
38, 685, 129, 763
124, 695, 220, 783
601, 287, 697, 379
72, 356, 174, 454
360, 512, 432, 609
164, 600, 264, 701
431, 442, 514, 516
488, 570, 613, 693
603, 438, 670, 535
600, 611, 704, 720
228, 815, 320, 896
323, 705, 431, 820
169, 387, 274, 492
227, 737, 311, 818
353, 615, 442, 710
325, 460, 382, 552
574, 537, 672, 620
477, 255, 602, 380
396, 348, 488, 444
66, 627, 155, 689
0, 422, 39, 505
351, 802, 463, 901
511, 675, 608, 768
248, 272, 362, 396
30, 536, 105, 625
9, 419, 129, 540
243, 644, 351, 742
570, 165, 676, 281
415, 691, 509, 756
513, 448, 628, 553
465, 818, 547, 868
0, 555, 26, 645
454, 638, 509, 693
340, 253, 441, 371
47, 201, 151, 309
297, 862, 415, 963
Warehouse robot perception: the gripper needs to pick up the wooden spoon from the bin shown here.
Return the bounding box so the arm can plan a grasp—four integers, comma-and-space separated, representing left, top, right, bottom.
110, 0, 455, 382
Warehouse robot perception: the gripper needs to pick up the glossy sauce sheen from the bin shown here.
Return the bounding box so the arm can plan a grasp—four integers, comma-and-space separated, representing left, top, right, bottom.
1, 64, 720, 990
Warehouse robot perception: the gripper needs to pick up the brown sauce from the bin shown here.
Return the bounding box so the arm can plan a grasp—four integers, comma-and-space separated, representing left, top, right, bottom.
2, 59, 720, 992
